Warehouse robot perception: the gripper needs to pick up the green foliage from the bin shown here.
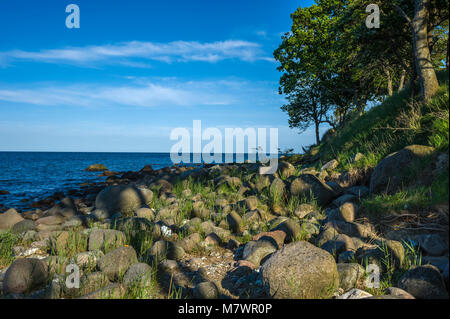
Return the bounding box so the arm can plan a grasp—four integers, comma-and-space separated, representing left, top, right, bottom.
0, 231, 19, 267
361, 187, 431, 217
317, 70, 449, 171
276, 0, 448, 142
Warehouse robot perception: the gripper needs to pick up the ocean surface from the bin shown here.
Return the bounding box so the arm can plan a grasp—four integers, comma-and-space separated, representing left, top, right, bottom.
0, 152, 175, 209
0, 152, 275, 210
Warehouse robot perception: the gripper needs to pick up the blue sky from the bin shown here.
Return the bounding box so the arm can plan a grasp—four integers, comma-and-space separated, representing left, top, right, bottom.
0, 0, 322, 152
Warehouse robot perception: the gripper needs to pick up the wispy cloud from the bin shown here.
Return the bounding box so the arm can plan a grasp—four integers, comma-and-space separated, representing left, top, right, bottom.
0, 40, 273, 67
0, 78, 283, 108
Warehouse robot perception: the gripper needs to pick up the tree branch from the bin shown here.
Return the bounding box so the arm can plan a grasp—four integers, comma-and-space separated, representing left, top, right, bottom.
393, 4, 413, 29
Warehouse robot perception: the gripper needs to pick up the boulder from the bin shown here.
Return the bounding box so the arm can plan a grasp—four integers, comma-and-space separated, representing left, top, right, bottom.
76, 272, 110, 297
369, 145, 435, 194
95, 185, 153, 217
147, 240, 185, 261
74, 250, 104, 270
227, 211, 242, 234
397, 265, 448, 299
135, 207, 155, 221
242, 240, 277, 266
254, 175, 270, 192
11, 219, 36, 234
272, 219, 301, 243
323, 220, 377, 240
321, 159, 339, 171
98, 246, 138, 281
88, 229, 126, 252
252, 230, 286, 249
85, 164, 108, 172
337, 263, 365, 291
331, 194, 358, 207
204, 233, 222, 246
159, 259, 179, 274
179, 233, 201, 252
290, 174, 336, 206
122, 263, 153, 288
351, 153, 364, 163
35, 215, 64, 226
2, 258, 48, 294
0, 208, 24, 230
193, 281, 219, 299
384, 287, 415, 299
269, 178, 286, 196
293, 204, 315, 219
321, 234, 356, 257
261, 241, 339, 298
338, 202, 358, 222
415, 234, 448, 256
244, 196, 259, 211
277, 162, 296, 179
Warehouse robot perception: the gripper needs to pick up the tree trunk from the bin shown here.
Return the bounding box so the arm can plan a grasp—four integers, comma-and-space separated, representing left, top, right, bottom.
385, 68, 393, 96
398, 68, 406, 92
447, 33, 449, 69
412, 0, 440, 101
314, 121, 320, 145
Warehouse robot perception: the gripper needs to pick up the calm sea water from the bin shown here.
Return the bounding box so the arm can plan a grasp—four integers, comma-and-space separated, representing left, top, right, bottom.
0, 152, 273, 210
0, 152, 174, 209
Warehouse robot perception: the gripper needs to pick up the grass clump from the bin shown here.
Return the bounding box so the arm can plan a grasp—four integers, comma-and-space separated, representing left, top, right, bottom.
0, 231, 20, 268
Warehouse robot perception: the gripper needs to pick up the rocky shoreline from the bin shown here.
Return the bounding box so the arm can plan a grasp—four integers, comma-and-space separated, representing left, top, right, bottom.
0, 146, 448, 299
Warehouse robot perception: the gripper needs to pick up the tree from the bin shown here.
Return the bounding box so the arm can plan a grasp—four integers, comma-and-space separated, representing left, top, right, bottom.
274, 1, 352, 139
281, 79, 332, 145
394, 0, 448, 101
332, 0, 414, 99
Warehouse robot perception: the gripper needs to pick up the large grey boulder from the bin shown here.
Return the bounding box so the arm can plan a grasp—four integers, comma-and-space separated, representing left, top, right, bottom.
3, 258, 48, 294
261, 241, 339, 298
290, 174, 336, 206
98, 246, 138, 281
397, 264, 448, 299
337, 263, 365, 291
122, 263, 153, 288
88, 229, 126, 252
0, 208, 24, 230
95, 185, 153, 217
369, 145, 435, 194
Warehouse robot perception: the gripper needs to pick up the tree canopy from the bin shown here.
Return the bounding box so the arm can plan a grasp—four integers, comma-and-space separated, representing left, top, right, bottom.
275, 0, 449, 145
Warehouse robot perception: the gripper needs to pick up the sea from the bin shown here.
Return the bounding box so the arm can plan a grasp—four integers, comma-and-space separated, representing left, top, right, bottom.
0, 151, 275, 210
0, 152, 175, 210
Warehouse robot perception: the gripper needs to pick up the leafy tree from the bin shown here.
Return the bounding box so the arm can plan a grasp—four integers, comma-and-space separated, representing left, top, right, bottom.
394, 0, 449, 101
274, 0, 352, 142
281, 78, 332, 144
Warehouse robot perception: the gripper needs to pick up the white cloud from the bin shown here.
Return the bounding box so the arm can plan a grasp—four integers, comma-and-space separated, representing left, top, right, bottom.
0, 40, 272, 67
0, 78, 283, 108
